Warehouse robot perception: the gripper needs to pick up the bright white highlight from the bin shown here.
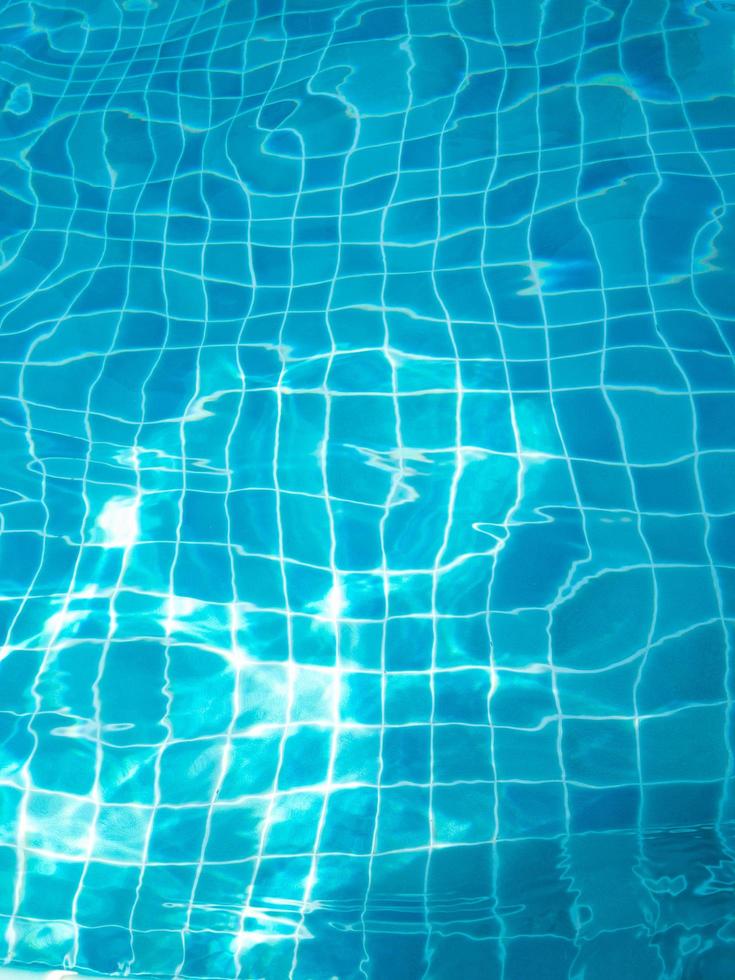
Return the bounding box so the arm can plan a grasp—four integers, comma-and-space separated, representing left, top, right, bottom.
94, 496, 140, 548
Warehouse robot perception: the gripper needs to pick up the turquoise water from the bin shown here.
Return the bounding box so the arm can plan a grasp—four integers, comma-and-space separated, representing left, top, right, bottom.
0, 0, 734, 977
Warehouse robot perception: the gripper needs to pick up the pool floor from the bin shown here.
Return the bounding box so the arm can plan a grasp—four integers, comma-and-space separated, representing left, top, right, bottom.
0, 0, 734, 977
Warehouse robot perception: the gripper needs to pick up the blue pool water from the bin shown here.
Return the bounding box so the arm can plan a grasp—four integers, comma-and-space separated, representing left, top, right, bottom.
0, 0, 734, 977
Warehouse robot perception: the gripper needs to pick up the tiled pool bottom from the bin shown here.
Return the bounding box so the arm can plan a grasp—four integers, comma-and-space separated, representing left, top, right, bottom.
0, 821, 733, 979
1, 0, 735, 977
0, 821, 732, 977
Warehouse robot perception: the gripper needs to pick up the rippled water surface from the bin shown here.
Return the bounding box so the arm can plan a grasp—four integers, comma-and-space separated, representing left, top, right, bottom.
0, 0, 734, 977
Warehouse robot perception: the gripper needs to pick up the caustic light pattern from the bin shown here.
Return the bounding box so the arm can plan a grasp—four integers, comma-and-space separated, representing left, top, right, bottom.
0, 0, 734, 978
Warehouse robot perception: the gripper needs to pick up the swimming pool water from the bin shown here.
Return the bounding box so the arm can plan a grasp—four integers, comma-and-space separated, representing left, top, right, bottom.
0, 0, 734, 977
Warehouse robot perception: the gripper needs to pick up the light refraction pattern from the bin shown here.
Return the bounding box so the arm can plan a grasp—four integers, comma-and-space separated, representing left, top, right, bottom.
0, 0, 734, 977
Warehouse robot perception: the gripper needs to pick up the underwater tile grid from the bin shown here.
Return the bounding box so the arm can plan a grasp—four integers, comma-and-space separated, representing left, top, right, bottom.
0, 0, 733, 977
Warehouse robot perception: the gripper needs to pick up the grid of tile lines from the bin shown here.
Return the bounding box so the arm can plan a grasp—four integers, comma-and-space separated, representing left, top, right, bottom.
0, 0, 733, 977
